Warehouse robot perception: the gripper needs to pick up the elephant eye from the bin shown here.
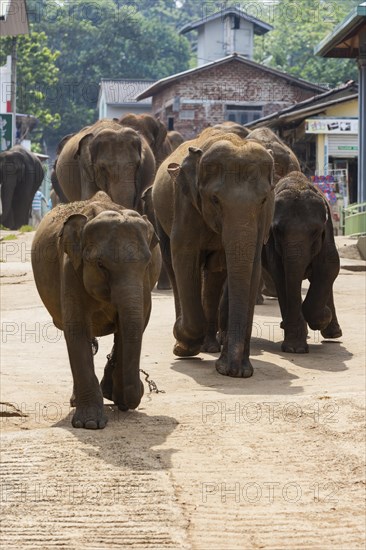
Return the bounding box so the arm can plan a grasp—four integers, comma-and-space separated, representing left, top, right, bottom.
97, 260, 105, 269
212, 195, 219, 205
261, 197, 267, 205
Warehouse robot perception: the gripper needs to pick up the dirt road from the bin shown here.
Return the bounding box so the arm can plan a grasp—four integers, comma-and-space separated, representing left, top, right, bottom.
1, 231, 365, 549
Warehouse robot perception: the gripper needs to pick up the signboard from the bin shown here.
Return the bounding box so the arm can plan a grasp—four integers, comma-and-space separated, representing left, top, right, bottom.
0, 113, 13, 151
305, 118, 358, 134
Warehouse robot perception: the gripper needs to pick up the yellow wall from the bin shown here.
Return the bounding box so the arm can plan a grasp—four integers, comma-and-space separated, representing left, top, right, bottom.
326, 98, 358, 117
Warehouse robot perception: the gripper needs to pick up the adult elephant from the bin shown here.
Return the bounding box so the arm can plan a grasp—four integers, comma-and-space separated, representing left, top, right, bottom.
31, 191, 161, 429
119, 113, 172, 169
262, 171, 342, 353
153, 128, 275, 377
167, 130, 184, 151
0, 145, 44, 229
56, 119, 155, 211
213, 121, 250, 139
247, 127, 300, 184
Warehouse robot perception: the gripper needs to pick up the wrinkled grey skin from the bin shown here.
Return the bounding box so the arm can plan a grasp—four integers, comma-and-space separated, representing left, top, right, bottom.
153, 129, 275, 378
213, 121, 250, 140
56, 119, 155, 211
119, 113, 172, 169
167, 130, 184, 151
247, 127, 300, 184
262, 171, 342, 353
0, 146, 44, 229
31, 191, 161, 429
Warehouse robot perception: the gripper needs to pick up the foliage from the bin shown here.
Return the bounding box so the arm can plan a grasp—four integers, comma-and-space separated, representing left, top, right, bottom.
254, 0, 360, 88
26, 0, 191, 146
19, 225, 34, 233
0, 30, 61, 148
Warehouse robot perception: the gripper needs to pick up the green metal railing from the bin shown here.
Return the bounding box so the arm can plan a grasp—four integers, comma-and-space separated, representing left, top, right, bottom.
343, 202, 366, 236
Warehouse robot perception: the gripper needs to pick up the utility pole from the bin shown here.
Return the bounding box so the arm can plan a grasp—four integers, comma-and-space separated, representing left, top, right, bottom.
10, 36, 17, 146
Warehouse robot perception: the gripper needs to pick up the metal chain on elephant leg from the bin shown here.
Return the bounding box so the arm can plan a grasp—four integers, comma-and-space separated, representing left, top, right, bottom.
139, 369, 166, 394
105, 351, 165, 394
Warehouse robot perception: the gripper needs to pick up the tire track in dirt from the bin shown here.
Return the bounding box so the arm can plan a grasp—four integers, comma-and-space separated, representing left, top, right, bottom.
0, 425, 190, 549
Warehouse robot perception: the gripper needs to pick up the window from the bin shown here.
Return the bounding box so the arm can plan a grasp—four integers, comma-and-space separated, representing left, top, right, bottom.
168, 117, 174, 131
226, 105, 263, 125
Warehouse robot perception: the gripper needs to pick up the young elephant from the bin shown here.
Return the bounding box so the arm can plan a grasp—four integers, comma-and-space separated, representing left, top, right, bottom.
262, 172, 342, 353
31, 192, 161, 429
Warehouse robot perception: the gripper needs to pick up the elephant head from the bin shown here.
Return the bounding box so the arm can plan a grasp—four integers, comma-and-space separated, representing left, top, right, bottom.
119, 113, 171, 167
247, 127, 300, 184
75, 125, 154, 210
59, 204, 159, 411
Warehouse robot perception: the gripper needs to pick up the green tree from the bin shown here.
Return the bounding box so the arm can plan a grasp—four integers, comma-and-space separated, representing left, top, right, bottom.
254, 0, 360, 88
28, 0, 191, 146
0, 30, 60, 150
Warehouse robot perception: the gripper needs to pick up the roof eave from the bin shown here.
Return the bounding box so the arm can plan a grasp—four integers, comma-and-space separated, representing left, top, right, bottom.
315, 3, 366, 57
136, 55, 326, 100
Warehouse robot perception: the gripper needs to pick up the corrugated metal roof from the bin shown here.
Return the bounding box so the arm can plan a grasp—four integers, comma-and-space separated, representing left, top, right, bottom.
99, 80, 155, 106
136, 54, 327, 101
179, 6, 273, 36
245, 81, 358, 129
0, 0, 29, 37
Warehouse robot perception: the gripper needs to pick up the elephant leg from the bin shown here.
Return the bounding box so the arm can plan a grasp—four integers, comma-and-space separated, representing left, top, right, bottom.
171, 238, 206, 357
157, 221, 180, 317
302, 249, 340, 336
262, 268, 277, 297
266, 247, 308, 353
201, 268, 226, 353
100, 337, 117, 401
321, 291, 342, 338
157, 263, 172, 290
62, 269, 107, 429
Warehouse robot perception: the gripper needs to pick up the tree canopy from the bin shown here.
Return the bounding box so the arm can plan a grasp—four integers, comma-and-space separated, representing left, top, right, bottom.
0, 0, 361, 151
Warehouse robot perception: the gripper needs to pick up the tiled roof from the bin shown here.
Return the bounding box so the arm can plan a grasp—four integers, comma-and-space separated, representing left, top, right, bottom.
136, 54, 327, 100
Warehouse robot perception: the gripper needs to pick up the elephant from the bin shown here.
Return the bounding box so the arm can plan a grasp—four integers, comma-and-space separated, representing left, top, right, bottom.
56, 119, 155, 211
262, 171, 342, 353
167, 130, 185, 151
31, 191, 161, 429
50, 132, 75, 204
118, 113, 172, 169
153, 128, 275, 377
247, 127, 300, 184
213, 121, 250, 139
0, 145, 44, 229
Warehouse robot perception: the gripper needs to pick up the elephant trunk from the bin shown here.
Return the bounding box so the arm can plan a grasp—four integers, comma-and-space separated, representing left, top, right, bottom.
222, 219, 259, 370
112, 282, 145, 410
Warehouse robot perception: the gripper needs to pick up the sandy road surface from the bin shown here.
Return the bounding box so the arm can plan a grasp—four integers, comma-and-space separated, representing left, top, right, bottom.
0, 232, 365, 549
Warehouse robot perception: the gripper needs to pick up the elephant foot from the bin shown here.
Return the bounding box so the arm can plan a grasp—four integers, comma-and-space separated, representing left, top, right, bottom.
72, 403, 107, 429
304, 306, 332, 332
112, 380, 144, 411
157, 280, 172, 290
201, 334, 221, 353
174, 340, 201, 357
321, 321, 342, 339
215, 351, 254, 378
281, 339, 309, 354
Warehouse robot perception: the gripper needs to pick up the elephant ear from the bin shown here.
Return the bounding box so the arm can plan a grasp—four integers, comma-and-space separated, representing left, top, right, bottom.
74, 133, 93, 159
168, 147, 203, 212
58, 214, 88, 271
142, 214, 159, 250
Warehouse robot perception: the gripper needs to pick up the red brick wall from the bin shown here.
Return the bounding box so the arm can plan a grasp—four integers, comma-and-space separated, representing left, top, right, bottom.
151, 59, 320, 140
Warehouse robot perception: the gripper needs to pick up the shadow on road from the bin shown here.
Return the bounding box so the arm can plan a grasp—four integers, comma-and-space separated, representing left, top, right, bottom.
53, 410, 179, 470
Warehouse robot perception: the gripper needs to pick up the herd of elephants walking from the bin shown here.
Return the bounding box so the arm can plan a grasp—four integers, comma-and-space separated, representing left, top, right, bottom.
1, 115, 342, 429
